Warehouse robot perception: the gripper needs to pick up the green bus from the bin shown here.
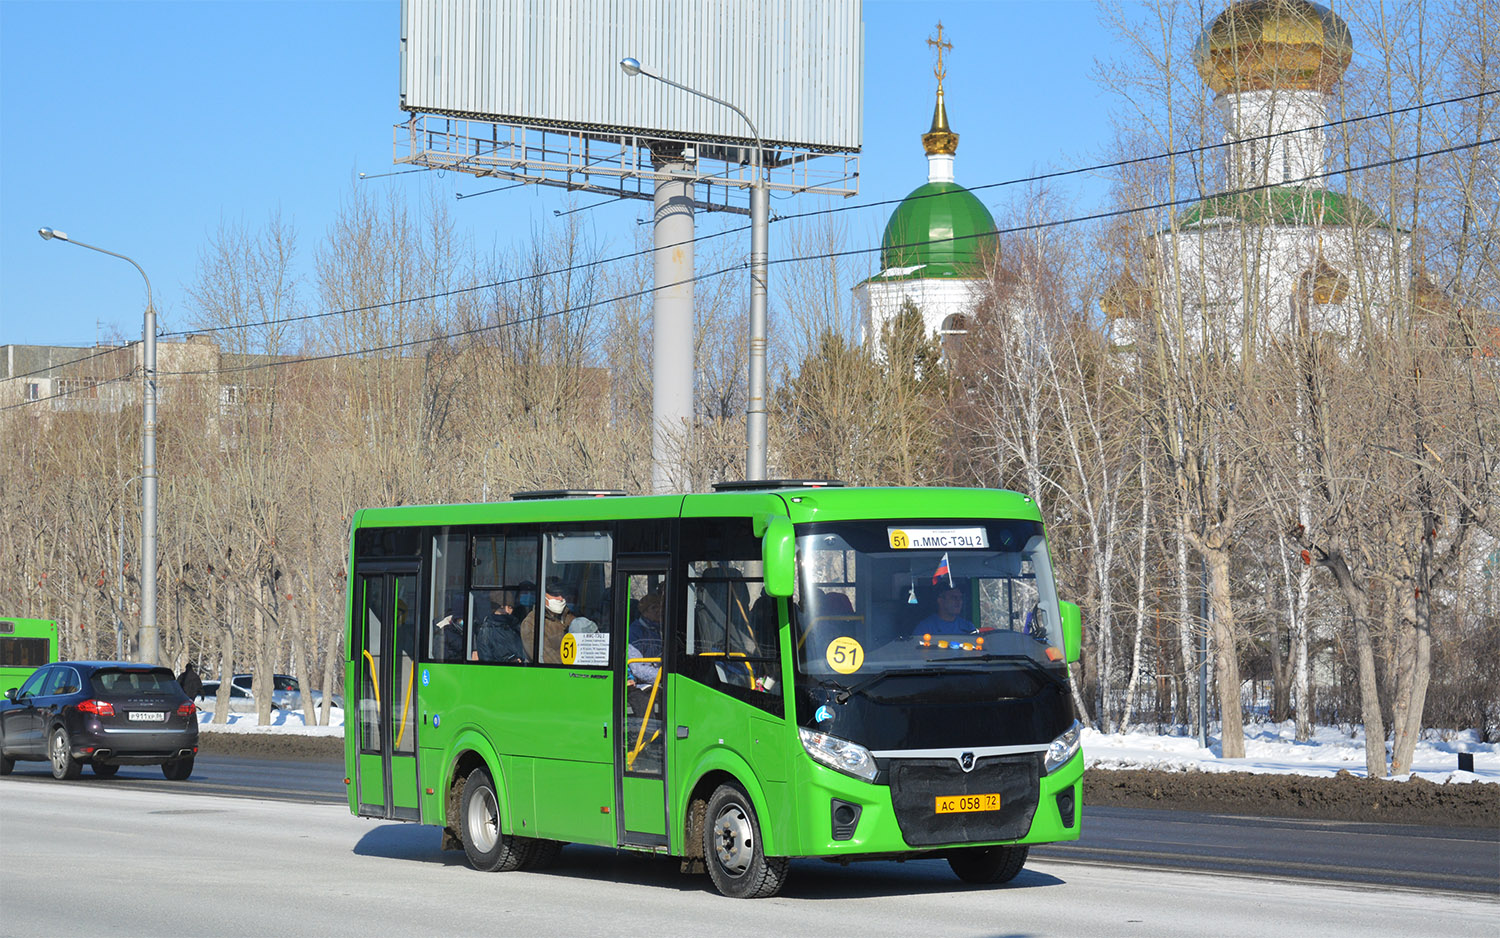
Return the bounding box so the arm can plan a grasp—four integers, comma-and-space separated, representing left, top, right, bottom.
344, 482, 1083, 898
0, 618, 59, 693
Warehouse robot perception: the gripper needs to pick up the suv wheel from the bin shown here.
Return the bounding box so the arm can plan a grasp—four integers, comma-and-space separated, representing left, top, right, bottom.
50, 727, 81, 780
162, 755, 194, 780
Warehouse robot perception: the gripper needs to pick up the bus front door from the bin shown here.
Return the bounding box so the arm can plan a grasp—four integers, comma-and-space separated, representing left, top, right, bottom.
354, 568, 422, 821
615, 562, 670, 847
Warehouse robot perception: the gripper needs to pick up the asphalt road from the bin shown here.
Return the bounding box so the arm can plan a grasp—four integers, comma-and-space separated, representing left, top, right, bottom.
2, 752, 1496, 897
1, 780, 1493, 938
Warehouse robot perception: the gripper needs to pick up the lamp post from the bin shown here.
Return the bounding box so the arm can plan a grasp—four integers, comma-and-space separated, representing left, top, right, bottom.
38, 227, 159, 665
620, 58, 771, 481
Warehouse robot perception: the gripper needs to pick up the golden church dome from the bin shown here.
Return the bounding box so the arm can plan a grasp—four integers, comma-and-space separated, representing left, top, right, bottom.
1195, 0, 1353, 94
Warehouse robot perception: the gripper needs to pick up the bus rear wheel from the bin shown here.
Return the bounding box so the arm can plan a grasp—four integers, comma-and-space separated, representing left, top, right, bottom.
703, 783, 788, 899
460, 767, 527, 872
947, 844, 1029, 884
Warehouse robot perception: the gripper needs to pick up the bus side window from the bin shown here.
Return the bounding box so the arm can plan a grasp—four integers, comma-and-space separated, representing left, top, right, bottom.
536, 528, 613, 666
469, 531, 537, 665
430, 531, 470, 662
680, 518, 783, 717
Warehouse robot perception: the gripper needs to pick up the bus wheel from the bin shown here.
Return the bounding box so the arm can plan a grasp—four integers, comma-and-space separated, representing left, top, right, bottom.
947, 844, 1029, 884
520, 839, 564, 870
460, 768, 526, 872
703, 783, 788, 899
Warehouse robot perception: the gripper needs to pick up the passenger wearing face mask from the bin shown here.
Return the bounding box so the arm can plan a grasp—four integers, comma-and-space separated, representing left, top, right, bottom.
520, 578, 597, 662
513, 581, 536, 625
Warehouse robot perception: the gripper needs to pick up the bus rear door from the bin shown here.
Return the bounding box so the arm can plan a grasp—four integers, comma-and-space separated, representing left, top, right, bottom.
353, 566, 421, 820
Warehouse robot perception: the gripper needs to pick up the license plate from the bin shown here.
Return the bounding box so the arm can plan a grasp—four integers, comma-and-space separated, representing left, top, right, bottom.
127, 711, 167, 722
935, 793, 1001, 814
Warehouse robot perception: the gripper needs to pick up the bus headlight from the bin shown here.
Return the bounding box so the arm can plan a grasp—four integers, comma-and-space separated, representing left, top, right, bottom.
1044, 720, 1082, 773
799, 727, 878, 782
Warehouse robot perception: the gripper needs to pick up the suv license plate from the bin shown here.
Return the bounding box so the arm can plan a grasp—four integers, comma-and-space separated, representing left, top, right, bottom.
935, 793, 1001, 814
128, 711, 167, 722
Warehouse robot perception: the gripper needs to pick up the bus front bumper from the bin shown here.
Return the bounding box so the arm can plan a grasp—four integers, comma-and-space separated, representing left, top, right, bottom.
788, 749, 1083, 857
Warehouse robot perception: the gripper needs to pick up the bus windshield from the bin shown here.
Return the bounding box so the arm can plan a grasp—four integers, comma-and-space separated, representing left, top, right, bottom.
794, 519, 1066, 716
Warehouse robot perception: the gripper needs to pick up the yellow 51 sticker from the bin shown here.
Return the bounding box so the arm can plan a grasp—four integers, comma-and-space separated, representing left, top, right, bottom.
889, 529, 911, 549
825, 636, 864, 674
560, 634, 578, 665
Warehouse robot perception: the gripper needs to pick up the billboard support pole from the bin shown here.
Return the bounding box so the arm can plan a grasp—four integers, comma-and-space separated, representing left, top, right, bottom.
650, 154, 695, 494
621, 58, 770, 481
746, 164, 768, 481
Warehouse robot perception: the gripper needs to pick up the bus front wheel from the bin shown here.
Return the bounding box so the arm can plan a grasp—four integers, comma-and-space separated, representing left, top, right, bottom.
703, 783, 788, 899
460, 767, 527, 872
947, 844, 1029, 884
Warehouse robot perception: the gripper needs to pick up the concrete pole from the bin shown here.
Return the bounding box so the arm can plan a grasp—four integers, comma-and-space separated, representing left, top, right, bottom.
745, 168, 769, 481
650, 155, 695, 494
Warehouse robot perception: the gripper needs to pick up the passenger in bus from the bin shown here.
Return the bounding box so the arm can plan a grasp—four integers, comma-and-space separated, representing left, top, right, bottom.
625, 592, 664, 715
433, 597, 467, 661
916, 584, 976, 633
522, 579, 596, 661
513, 581, 536, 625
474, 591, 527, 663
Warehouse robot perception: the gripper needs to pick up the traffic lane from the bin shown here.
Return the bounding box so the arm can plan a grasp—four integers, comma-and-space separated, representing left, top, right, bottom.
7, 755, 1495, 894
1035, 805, 1500, 894
2, 782, 1493, 938
0, 753, 345, 805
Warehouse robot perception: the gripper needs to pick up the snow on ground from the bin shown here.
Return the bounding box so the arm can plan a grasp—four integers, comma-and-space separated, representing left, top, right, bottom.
197, 709, 344, 737
196, 709, 1498, 784
1083, 721, 1499, 785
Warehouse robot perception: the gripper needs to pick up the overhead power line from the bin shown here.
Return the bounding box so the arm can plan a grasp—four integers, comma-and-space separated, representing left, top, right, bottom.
125, 136, 1492, 387
13, 112, 1494, 410
152, 89, 1493, 343
779, 88, 1498, 224
4, 341, 142, 383
781, 135, 1500, 267
0, 372, 137, 412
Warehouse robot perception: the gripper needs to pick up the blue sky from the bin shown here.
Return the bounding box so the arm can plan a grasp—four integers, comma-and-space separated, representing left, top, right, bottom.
0, 1, 1121, 348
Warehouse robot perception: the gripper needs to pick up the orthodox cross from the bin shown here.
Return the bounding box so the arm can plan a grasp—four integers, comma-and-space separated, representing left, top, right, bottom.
927, 21, 953, 86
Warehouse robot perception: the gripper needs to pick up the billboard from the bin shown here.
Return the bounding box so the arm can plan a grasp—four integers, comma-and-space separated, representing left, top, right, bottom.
400, 0, 863, 153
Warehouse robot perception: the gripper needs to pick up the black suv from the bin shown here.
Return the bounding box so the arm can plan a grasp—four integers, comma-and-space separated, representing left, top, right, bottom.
0, 661, 199, 780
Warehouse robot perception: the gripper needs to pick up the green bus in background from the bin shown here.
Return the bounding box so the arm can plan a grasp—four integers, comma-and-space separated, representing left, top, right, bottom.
344, 482, 1083, 898
0, 618, 59, 693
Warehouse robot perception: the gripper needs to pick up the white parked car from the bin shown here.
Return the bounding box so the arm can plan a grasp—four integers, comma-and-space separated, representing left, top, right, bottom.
232, 673, 342, 711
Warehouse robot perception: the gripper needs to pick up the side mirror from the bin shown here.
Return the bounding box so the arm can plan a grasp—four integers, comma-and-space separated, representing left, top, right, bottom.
756, 515, 796, 598
1059, 601, 1082, 664
4, 687, 17, 702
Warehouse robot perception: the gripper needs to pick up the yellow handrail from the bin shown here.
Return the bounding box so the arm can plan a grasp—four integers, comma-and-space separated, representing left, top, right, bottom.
697, 649, 757, 679
626, 657, 662, 770
394, 658, 414, 750
361, 649, 381, 716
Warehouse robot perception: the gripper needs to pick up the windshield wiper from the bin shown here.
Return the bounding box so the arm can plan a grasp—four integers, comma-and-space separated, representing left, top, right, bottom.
834, 667, 956, 704
812, 677, 853, 697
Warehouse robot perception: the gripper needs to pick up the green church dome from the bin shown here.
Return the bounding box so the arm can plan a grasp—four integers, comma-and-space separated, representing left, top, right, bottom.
875, 181, 998, 280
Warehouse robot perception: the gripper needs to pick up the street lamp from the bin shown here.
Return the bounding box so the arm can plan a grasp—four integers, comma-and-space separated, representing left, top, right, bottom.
38, 227, 160, 665
619, 58, 771, 481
